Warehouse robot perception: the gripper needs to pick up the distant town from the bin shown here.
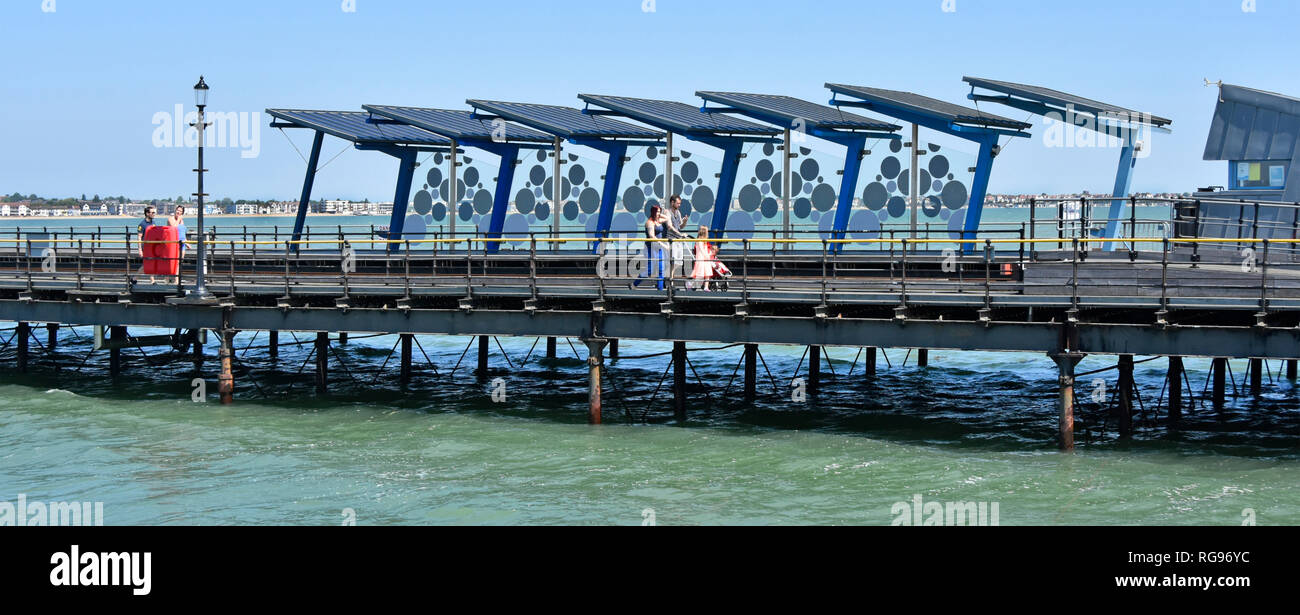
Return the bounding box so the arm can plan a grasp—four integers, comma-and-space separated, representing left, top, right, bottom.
0, 191, 1195, 219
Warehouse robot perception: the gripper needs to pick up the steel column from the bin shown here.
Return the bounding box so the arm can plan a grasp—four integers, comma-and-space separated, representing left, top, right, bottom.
961, 135, 999, 252
384, 148, 419, 252
218, 329, 234, 405
1102, 137, 1137, 252
477, 335, 489, 380
830, 136, 867, 249
1053, 353, 1083, 451
710, 141, 744, 238
545, 337, 557, 360
593, 144, 627, 254
268, 330, 279, 362
109, 325, 125, 378
291, 131, 326, 249
486, 145, 520, 254
866, 347, 877, 376
1250, 358, 1263, 395
1212, 358, 1227, 410
744, 343, 757, 401
1118, 355, 1134, 437
1168, 356, 1184, 424
16, 322, 29, 373
315, 332, 328, 394
586, 339, 607, 425
673, 341, 687, 422
808, 345, 821, 393
917, 349, 929, 367
400, 333, 413, 384
46, 323, 58, 352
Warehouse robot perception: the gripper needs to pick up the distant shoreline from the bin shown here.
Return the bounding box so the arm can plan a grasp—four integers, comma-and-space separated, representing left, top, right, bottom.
0, 213, 388, 222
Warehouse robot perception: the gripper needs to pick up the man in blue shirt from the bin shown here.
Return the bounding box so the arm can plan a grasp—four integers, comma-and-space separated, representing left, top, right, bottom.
136, 206, 157, 284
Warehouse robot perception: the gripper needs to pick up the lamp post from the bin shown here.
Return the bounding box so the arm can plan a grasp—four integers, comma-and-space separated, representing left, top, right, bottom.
188, 76, 214, 301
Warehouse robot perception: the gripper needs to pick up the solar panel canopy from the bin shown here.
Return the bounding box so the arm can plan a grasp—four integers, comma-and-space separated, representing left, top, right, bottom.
267, 109, 451, 146
825, 83, 1032, 131
362, 105, 551, 143
963, 77, 1172, 127
467, 99, 663, 140
578, 94, 777, 136
697, 91, 901, 132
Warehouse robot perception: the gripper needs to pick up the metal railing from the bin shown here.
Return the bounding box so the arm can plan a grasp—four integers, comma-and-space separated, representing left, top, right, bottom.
2, 232, 1298, 315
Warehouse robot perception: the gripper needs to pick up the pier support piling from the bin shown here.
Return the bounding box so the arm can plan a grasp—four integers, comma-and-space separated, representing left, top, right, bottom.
315, 332, 329, 395
1249, 358, 1263, 396
586, 339, 607, 425
743, 344, 757, 401
673, 341, 687, 422
865, 347, 877, 376
1168, 357, 1184, 425
45, 323, 58, 352
545, 337, 557, 360
609, 339, 618, 360
1288, 359, 1298, 381
1212, 358, 1227, 410
338, 332, 348, 346
1118, 355, 1134, 437
218, 330, 234, 405
1053, 353, 1084, 451
918, 349, 929, 367
109, 326, 126, 378
268, 331, 279, 362
808, 345, 821, 394
16, 322, 29, 373
400, 334, 413, 385
477, 335, 489, 381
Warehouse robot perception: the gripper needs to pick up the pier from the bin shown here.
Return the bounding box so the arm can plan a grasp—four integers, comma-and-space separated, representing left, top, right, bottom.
3, 198, 1300, 451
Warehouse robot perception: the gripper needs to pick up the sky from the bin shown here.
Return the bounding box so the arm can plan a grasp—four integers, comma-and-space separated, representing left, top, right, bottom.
1, 0, 1298, 202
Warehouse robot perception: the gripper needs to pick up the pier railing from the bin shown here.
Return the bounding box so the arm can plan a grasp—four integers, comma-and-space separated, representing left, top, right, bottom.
3, 230, 1299, 315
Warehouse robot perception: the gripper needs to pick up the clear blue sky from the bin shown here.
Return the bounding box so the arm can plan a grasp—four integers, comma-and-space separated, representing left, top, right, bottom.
1, 0, 1297, 202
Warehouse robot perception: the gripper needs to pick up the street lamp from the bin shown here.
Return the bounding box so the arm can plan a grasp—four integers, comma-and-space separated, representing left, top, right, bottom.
187, 76, 214, 301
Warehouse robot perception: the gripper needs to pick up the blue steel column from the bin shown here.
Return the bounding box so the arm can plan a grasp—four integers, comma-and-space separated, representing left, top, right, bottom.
486, 144, 519, 254
1103, 136, 1137, 251
593, 143, 627, 254
385, 148, 419, 253
830, 135, 867, 251
710, 141, 743, 237
291, 130, 325, 251
961, 135, 999, 253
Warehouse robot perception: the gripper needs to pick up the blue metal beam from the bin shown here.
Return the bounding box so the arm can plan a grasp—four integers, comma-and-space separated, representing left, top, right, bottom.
711, 141, 744, 237
291, 130, 325, 251
384, 148, 419, 252
962, 134, 999, 252
592, 143, 627, 254
1104, 138, 1137, 251
831, 136, 867, 250
477, 144, 520, 254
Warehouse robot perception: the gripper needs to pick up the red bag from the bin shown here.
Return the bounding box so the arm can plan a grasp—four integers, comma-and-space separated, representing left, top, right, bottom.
143, 225, 179, 276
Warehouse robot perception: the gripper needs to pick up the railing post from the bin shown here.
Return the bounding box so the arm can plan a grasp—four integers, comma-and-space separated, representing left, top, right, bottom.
984, 239, 993, 311
1260, 238, 1270, 318
1071, 237, 1080, 312
529, 234, 537, 300
1160, 237, 1170, 315
742, 238, 750, 303
229, 240, 236, 296
820, 239, 828, 306
900, 238, 908, 309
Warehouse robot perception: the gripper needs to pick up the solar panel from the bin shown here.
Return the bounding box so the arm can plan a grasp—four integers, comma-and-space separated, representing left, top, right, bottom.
578, 94, 778, 136
825, 84, 1032, 131
467, 99, 664, 140
696, 91, 901, 132
963, 77, 1172, 127
266, 109, 451, 146
362, 105, 552, 143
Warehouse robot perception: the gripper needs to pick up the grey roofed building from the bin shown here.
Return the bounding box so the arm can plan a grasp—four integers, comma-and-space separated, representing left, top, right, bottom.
1202, 84, 1300, 202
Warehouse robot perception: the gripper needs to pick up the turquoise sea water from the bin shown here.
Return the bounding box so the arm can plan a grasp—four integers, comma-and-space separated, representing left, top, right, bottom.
2, 210, 1297, 526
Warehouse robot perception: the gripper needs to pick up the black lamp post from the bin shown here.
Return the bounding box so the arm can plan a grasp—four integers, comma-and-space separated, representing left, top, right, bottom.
188, 76, 214, 301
